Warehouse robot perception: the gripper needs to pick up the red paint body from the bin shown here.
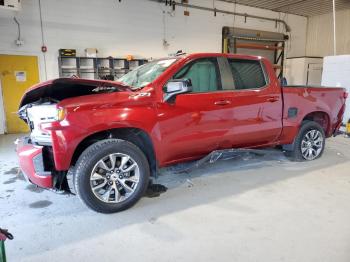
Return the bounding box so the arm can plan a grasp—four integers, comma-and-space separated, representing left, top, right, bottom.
16, 53, 347, 189
16, 140, 53, 188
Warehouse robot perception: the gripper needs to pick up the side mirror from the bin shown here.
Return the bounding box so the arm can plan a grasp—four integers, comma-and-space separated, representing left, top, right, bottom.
164, 79, 192, 102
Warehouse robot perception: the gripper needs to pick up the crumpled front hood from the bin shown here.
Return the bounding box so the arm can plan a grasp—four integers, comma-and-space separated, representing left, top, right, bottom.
19, 78, 132, 108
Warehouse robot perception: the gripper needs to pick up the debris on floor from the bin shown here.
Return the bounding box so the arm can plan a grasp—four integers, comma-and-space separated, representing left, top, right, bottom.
170, 148, 282, 174
186, 179, 194, 188
148, 217, 157, 224
144, 183, 168, 198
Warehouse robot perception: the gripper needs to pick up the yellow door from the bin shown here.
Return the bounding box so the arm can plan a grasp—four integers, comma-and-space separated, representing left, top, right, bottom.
0, 55, 40, 133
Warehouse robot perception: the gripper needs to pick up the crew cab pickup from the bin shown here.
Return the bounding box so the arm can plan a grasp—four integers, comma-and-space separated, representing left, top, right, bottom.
16, 53, 347, 213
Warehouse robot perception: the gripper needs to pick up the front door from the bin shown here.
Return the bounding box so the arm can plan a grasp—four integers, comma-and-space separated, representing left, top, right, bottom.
157, 57, 235, 164
0, 55, 40, 133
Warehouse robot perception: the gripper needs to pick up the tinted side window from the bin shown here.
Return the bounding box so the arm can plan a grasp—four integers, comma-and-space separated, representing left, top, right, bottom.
228, 59, 266, 90
173, 58, 222, 93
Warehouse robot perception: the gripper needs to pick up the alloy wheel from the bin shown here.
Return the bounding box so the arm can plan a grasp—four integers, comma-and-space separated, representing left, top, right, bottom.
90, 153, 140, 203
300, 129, 323, 160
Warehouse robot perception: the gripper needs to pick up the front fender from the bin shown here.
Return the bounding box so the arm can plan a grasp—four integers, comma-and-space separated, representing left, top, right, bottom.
43, 105, 158, 171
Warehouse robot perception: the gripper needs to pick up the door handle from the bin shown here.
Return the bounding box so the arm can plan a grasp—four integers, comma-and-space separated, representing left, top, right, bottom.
267, 97, 279, 103
214, 100, 231, 106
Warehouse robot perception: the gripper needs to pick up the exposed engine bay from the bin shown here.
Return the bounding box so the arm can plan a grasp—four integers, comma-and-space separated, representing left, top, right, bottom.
18, 99, 58, 145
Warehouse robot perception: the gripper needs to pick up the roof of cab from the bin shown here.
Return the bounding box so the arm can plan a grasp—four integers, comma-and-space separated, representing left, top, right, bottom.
150, 52, 265, 63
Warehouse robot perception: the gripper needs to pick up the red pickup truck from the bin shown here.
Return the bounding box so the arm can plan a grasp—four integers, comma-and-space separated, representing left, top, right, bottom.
17, 53, 347, 213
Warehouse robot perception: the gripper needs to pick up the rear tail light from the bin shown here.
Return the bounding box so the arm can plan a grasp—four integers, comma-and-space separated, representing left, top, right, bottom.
344, 92, 348, 99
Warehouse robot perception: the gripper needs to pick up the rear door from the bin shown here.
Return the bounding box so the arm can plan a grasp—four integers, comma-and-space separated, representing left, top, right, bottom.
225, 58, 283, 147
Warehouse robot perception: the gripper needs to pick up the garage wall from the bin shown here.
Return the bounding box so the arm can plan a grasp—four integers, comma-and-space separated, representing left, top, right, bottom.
0, 0, 307, 134
0, 0, 307, 81
306, 9, 350, 57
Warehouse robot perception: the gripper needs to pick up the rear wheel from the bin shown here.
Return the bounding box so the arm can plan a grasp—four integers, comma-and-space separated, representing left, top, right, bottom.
289, 121, 325, 161
74, 139, 150, 213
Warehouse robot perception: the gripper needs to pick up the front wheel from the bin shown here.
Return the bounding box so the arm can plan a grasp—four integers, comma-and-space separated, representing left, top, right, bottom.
288, 121, 326, 161
74, 139, 150, 213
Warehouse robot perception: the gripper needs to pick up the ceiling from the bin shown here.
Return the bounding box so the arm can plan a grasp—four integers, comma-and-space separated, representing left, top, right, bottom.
219, 0, 350, 17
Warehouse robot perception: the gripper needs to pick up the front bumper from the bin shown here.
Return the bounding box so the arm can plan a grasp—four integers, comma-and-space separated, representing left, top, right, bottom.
16, 137, 53, 188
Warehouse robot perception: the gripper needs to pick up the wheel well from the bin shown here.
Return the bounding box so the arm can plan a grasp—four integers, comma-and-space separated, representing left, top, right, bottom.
71, 128, 158, 177
302, 111, 330, 135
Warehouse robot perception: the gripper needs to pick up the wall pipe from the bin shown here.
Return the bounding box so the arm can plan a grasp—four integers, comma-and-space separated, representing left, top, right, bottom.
148, 0, 291, 32
332, 0, 336, 55
38, 0, 48, 80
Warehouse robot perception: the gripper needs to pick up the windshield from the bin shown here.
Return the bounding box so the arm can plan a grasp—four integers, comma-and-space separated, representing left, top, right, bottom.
118, 58, 177, 89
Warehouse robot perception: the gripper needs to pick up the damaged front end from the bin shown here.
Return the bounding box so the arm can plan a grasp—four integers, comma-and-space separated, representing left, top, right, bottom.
16, 78, 130, 193
18, 98, 59, 145
16, 100, 67, 192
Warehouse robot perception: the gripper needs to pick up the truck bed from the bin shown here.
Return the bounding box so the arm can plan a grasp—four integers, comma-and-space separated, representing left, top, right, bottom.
280, 85, 346, 143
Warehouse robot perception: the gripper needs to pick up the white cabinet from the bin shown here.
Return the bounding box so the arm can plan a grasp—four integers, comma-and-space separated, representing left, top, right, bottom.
284, 57, 323, 86
322, 55, 350, 124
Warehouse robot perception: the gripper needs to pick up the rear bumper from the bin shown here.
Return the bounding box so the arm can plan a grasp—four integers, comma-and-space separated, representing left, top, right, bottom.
16, 137, 53, 188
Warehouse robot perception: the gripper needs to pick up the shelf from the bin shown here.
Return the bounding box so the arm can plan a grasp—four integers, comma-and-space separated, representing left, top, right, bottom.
58, 55, 148, 80
236, 43, 284, 51
61, 66, 77, 69
60, 57, 78, 59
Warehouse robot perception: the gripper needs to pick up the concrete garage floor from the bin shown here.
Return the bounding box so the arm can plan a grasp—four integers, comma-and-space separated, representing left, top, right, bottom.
1, 134, 350, 262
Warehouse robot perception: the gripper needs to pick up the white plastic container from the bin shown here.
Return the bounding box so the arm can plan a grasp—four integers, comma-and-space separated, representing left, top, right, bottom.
322, 55, 350, 124
85, 48, 98, 58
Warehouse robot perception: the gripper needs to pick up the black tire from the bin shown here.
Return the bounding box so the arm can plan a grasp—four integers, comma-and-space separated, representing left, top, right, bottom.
74, 139, 150, 213
288, 121, 326, 161
66, 166, 76, 195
